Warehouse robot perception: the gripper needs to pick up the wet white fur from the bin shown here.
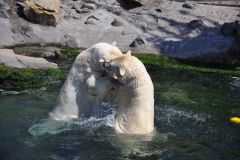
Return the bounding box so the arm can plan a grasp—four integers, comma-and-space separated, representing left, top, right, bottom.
109, 53, 154, 134
50, 42, 123, 120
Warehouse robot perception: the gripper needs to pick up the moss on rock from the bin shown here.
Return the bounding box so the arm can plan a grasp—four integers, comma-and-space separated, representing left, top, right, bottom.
133, 54, 240, 76
0, 65, 64, 89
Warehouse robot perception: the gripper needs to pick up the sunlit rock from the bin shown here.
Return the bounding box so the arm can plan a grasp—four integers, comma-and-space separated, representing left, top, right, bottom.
23, 0, 60, 26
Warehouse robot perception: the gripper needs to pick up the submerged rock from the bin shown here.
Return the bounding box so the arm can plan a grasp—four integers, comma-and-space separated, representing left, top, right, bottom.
23, 0, 60, 26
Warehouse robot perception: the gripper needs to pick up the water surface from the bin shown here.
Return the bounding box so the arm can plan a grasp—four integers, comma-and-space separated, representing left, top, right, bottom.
0, 68, 240, 159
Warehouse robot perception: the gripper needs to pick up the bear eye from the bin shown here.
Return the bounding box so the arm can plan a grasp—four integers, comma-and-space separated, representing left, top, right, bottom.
103, 62, 111, 71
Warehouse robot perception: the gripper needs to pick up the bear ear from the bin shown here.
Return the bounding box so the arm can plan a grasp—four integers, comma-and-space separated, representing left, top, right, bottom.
111, 41, 116, 47
99, 58, 106, 63
119, 68, 126, 76
126, 50, 131, 56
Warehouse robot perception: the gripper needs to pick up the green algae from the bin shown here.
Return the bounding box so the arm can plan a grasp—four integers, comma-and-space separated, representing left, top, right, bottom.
0, 65, 64, 89
133, 54, 240, 76
58, 48, 240, 76
58, 45, 82, 59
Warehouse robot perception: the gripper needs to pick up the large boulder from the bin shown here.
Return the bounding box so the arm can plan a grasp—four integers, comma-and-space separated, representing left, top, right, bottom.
23, 0, 60, 26
0, 49, 58, 69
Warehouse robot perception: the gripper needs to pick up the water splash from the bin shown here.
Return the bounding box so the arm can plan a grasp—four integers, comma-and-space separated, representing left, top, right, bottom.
155, 106, 211, 124
1, 87, 47, 96
230, 76, 240, 87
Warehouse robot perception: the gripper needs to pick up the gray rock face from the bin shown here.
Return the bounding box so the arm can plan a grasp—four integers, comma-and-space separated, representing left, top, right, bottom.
0, 0, 239, 62
0, 49, 58, 69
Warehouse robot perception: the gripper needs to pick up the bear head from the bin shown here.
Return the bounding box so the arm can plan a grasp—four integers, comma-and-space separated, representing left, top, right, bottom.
91, 41, 123, 72
100, 51, 135, 83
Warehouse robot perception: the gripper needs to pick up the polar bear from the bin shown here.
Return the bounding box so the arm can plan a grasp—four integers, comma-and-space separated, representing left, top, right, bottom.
49, 42, 123, 120
102, 51, 154, 134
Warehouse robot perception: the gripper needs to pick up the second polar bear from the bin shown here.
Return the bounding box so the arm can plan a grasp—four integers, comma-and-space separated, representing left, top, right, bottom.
49, 42, 123, 120
102, 52, 154, 134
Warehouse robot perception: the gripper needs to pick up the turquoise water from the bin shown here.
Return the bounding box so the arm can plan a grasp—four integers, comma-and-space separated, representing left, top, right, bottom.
0, 68, 240, 159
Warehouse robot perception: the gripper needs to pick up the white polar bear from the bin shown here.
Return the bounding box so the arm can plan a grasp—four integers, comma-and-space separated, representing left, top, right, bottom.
102, 51, 154, 134
49, 42, 123, 120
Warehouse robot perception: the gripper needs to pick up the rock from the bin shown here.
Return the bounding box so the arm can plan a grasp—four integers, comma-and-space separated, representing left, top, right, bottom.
129, 36, 145, 47
84, 15, 99, 24
0, 9, 8, 18
87, 15, 100, 20
23, 0, 60, 26
42, 51, 55, 58
82, 3, 96, 10
54, 50, 67, 59
155, 8, 161, 12
16, 2, 26, 8
157, 18, 170, 28
76, 8, 90, 14
142, 6, 148, 10
22, 25, 32, 37
126, 0, 151, 6
54, 50, 62, 58
147, 22, 158, 31
86, 0, 96, 3
11, 29, 21, 34
39, 42, 47, 47
0, 49, 58, 69
85, 18, 97, 25
188, 20, 204, 29
182, 1, 197, 9
64, 38, 79, 48
12, 34, 25, 42
111, 18, 124, 27
0, 1, 10, 10
222, 23, 237, 36
113, 10, 122, 16
106, 7, 114, 12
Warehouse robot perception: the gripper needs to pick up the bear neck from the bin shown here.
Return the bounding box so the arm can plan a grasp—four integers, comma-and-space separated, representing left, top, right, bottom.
125, 68, 148, 89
